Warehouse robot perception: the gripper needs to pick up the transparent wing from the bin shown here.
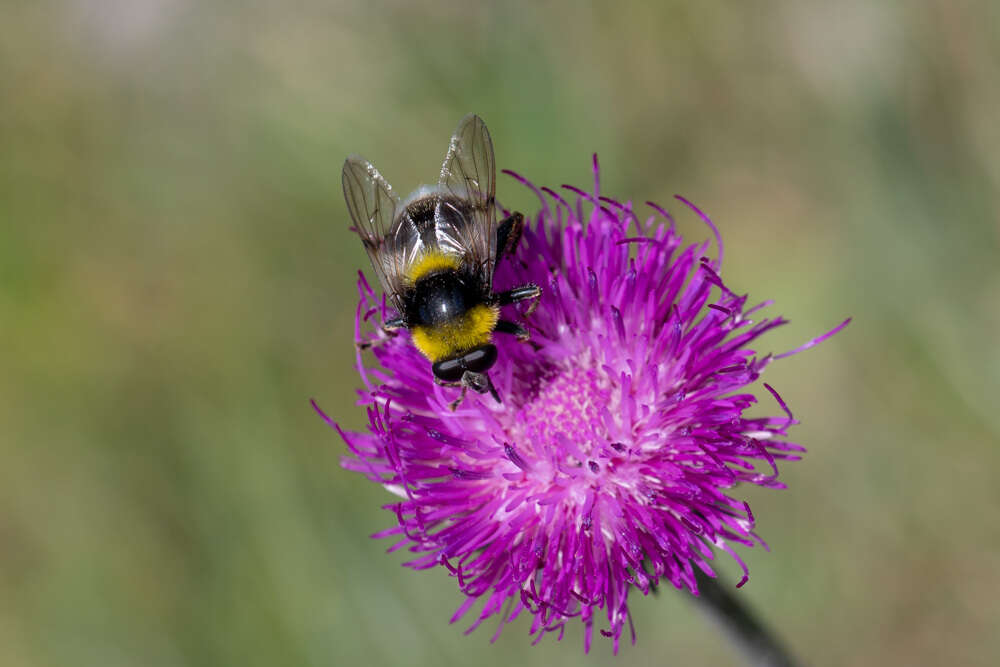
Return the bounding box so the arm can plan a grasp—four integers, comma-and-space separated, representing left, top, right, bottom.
342, 156, 413, 310
437, 114, 497, 291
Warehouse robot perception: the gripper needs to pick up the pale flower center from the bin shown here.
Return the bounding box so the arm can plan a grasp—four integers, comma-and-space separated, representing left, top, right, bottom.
506, 360, 615, 466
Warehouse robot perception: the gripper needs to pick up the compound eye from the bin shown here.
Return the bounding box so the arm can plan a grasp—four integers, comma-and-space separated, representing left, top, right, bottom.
462, 344, 498, 374
432, 357, 464, 383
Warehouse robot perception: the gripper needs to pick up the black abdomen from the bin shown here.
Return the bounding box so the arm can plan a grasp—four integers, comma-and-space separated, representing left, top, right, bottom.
403, 270, 481, 327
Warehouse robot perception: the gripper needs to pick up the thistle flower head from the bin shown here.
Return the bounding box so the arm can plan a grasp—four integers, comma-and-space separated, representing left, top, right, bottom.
317, 157, 847, 652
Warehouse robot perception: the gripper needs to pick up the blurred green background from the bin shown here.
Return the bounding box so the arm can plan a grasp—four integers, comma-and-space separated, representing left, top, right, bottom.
2, 1, 998, 665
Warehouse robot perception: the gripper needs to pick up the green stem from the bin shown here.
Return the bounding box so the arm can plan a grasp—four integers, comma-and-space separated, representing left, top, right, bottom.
690, 569, 799, 666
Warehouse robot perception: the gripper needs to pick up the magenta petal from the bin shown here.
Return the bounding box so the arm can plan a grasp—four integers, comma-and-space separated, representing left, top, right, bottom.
322, 158, 847, 652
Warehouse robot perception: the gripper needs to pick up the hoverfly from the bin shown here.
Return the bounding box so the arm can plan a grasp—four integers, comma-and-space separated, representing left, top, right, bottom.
342, 114, 540, 409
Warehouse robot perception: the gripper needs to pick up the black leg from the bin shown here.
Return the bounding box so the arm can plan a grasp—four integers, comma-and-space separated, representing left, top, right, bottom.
494, 283, 540, 306
494, 283, 541, 316
436, 376, 467, 411
476, 373, 501, 404
356, 334, 394, 351
448, 384, 468, 411
356, 318, 406, 350
495, 212, 525, 263
449, 371, 501, 409
495, 319, 530, 341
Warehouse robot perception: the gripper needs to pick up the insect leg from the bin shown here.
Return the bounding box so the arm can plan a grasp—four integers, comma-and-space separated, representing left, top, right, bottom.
448, 384, 468, 411
356, 337, 389, 351
486, 376, 501, 404
495, 212, 525, 263
477, 373, 501, 404
495, 319, 530, 341
356, 318, 406, 351
494, 283, 541, 315
494, 283, 540, 305
452, 371, 501, 410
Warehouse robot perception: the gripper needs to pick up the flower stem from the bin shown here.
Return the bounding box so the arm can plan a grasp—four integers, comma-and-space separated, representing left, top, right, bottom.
690, 569, 799, 666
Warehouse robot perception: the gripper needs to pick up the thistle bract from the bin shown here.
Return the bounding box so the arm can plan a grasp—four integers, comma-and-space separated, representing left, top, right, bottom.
317, 157, 847, 652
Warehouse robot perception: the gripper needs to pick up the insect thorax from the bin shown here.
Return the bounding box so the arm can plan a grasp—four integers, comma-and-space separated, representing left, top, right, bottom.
400, 191, 475, 244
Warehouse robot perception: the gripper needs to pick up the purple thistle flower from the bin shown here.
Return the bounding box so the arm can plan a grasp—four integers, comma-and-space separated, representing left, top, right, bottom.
315, 156, 849, 653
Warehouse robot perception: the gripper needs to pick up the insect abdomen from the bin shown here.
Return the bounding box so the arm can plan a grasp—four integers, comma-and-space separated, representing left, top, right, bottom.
403, 258, 498, 362
410, 304, 499, 362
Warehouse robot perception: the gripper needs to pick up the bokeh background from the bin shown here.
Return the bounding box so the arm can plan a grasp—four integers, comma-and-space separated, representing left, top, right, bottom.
3, 1, 999, 665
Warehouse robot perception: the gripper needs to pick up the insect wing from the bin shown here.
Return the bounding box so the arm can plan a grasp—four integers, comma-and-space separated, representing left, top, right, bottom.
342, 156, 412, 311
437, 114, 498, 291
